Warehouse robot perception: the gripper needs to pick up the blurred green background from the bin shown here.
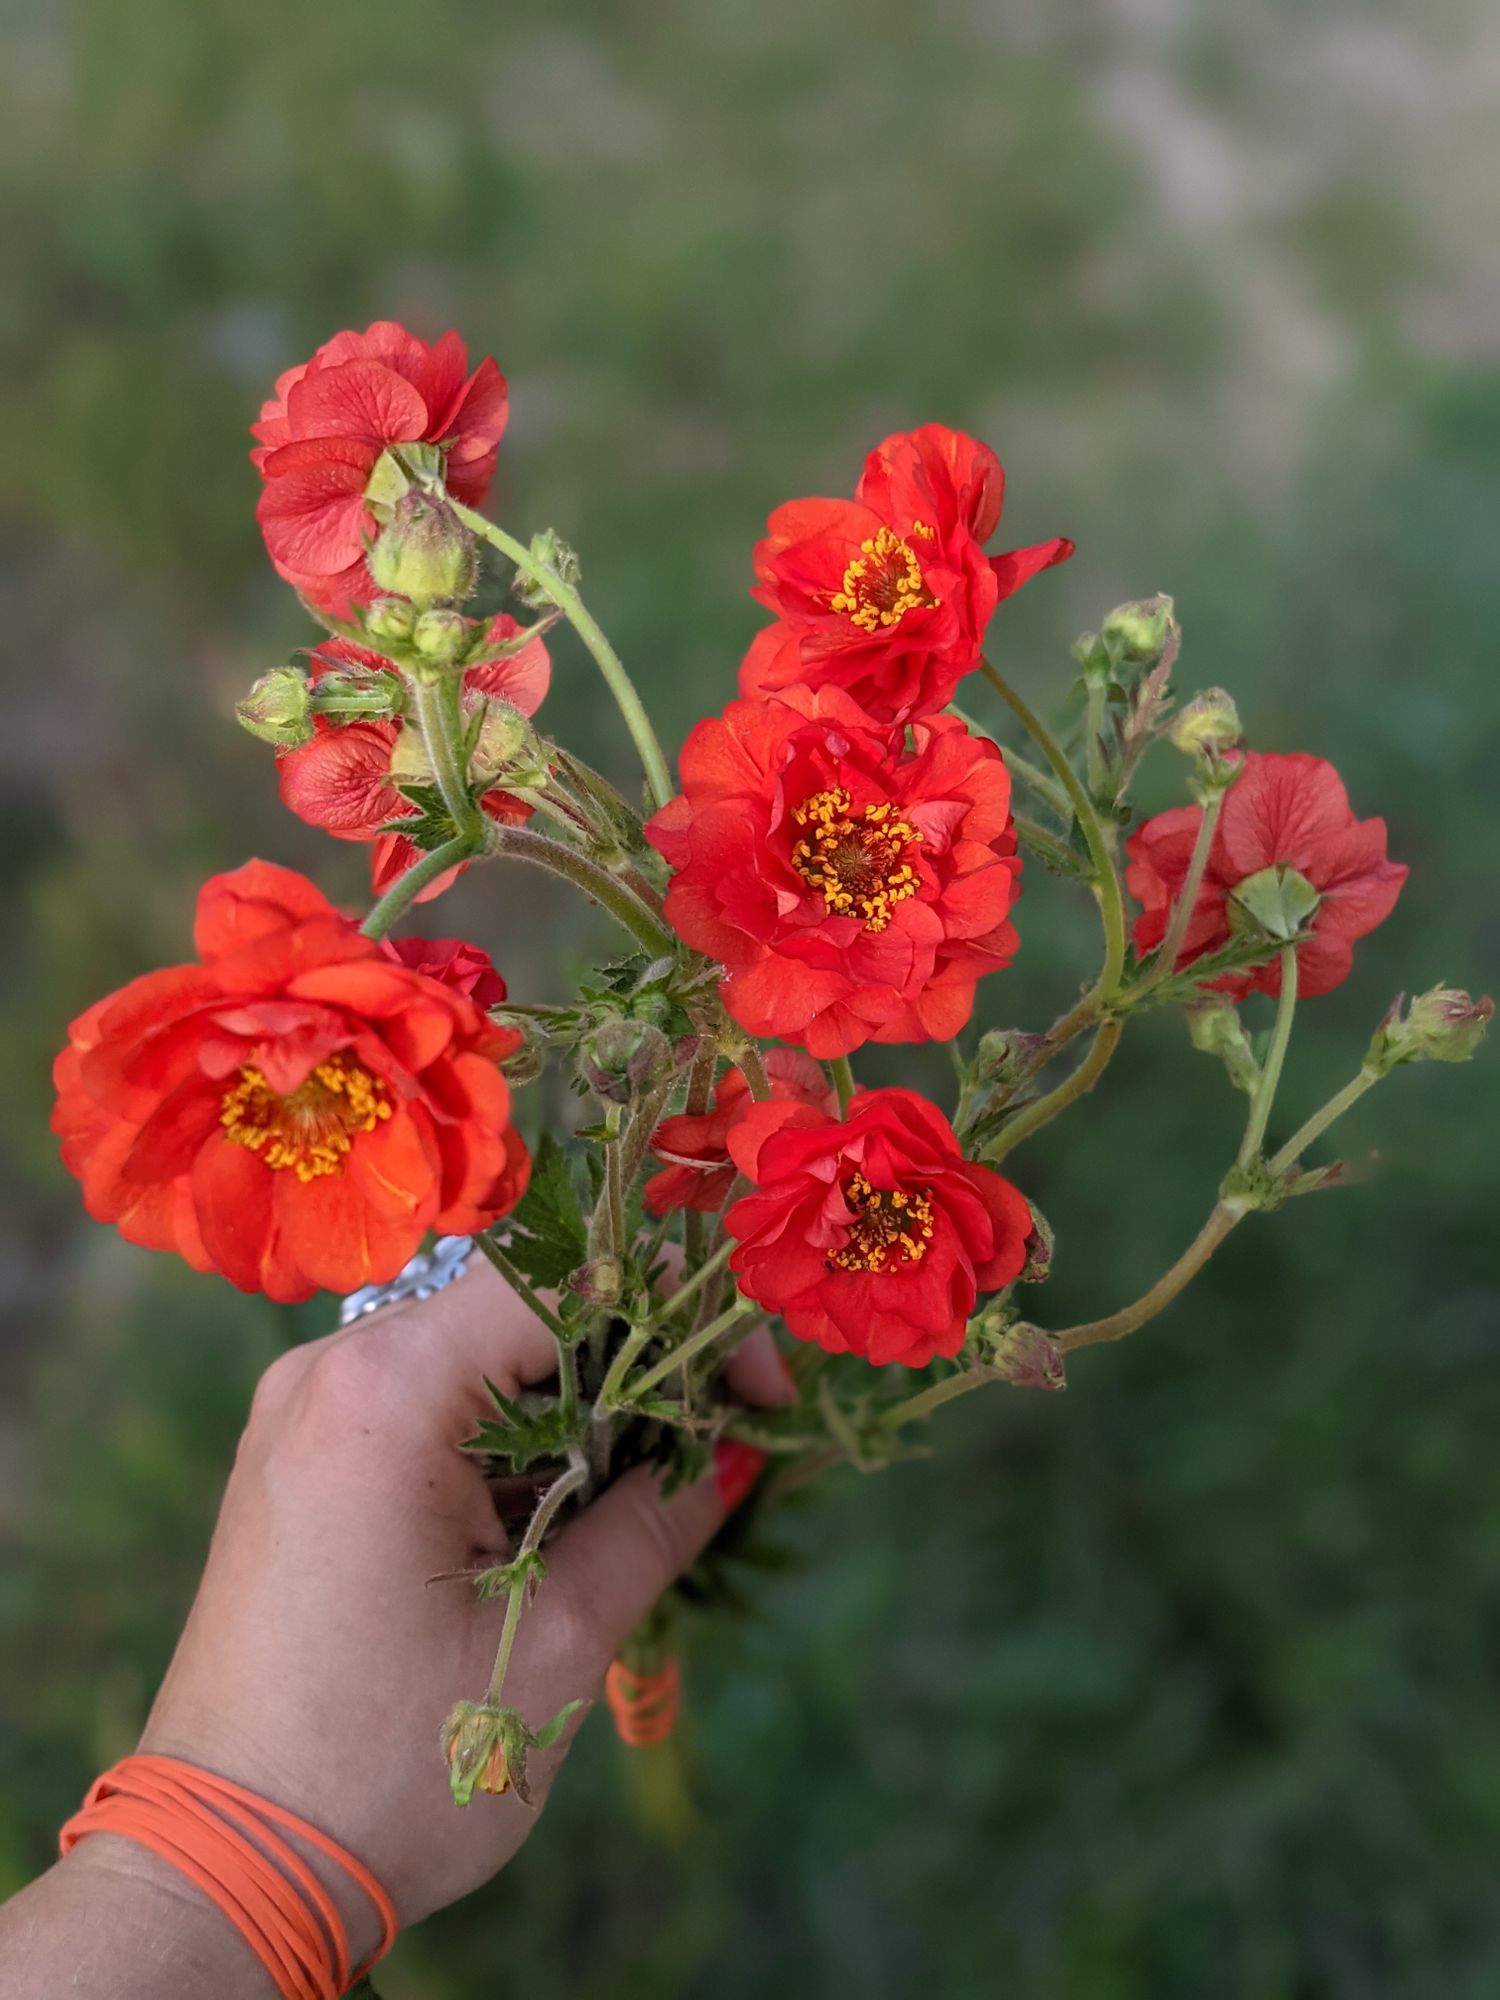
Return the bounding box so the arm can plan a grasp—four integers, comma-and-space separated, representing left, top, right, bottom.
2, 1, 1497, 1993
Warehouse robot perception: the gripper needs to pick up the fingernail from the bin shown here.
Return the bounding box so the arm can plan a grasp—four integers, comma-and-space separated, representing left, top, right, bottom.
713, 1439, 768, 1512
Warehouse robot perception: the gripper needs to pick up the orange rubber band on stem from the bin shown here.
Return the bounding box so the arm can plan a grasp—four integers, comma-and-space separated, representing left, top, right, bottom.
59, 1753, 396, 1999
605, 1656, 681, 1746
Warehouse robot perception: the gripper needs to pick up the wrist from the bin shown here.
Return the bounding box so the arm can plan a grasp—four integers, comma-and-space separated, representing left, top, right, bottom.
2, 1838, 276, 2000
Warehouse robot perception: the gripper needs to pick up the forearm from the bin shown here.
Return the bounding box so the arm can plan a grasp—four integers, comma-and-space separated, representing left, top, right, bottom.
0, 1838, 276, 2000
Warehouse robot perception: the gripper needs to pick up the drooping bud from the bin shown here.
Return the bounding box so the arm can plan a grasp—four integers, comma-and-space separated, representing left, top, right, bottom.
577, 1018, 677, 1105
368, 493, 478, 609
973, 1028, 1048, 1091
1017, 1202, 1054, 1284
1366, 986, 1493, 1075
1101, 593, 1177, 667
442, 1701, 510, 1807
236, 667, 313, 747
1169, 688, 1241, 758
494, 1014, 550, 1087
364, 596, 416, 644
1228, 864, 1320, 943
514, 528, 582, 612
1185, 997, 1260, 1095
989, 1321, 1067, 1391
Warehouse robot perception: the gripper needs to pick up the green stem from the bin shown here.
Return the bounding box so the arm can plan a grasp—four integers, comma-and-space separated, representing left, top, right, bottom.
490, 824, 675, 957
413, 670, 484, 842
1014, 814, 1089, 879
979, 658, 1127, 997
450, 501, 674, 811
983, 1017, 1123, 1163
1239, 946, 1298, 1164
733, 1040, 773, 1103
655, 1236, 735, 1324
1132, 793, 1222, 999
360, 833, 477, 940
882, 1365, 999, 1431
951, 703, 1072, 821
830, 1055, 855, 1116
1269, 1066, 1380, 1175
472, 1231, 570, 1343
1053, 1201, 1243, 1353
623, 1298, 755, 1403
486, 1455, 588, 1705
1084, 679, 1108, 798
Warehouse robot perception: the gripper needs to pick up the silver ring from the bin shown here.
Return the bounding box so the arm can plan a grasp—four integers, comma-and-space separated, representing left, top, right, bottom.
339, 1234, 477, 1326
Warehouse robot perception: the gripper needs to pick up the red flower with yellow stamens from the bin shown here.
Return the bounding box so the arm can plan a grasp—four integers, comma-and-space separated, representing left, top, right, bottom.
645, 685, 1022, 1059
743, 423, 1073, 723
251, 320, 508, 619
51, 861, 528, 1302
643, 1048, 834, 1217
1126, 750, 1408, 999
724, 1087, 1032, 1367
277, 617, 550, 903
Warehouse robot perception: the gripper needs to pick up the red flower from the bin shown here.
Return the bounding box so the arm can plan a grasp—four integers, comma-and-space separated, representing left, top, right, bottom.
52, 861, 528, 1302
1126, 751, 1408, 998
251, 321, 508, 618
645, 685, 1022, 1058
724, 1087, 1032, 1368
381, 935, 510, 1012
277, 617, 550, 903
743, 424, 1072, 723
643, 1048, 833, 1216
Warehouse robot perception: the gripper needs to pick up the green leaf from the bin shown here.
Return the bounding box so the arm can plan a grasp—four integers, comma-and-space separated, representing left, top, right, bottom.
529, 1697, 584, 1750
463, 1381, 575, 1471
499, 1135, 589, 1287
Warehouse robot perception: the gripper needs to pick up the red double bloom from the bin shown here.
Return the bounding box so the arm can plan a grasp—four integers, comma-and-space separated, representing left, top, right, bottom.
724, 1087, 1032, 1368
643, 1048, 833, 1216
743, 423, 1072, 723
52, 862, 529, 1303
251, 321, 508, 618
646, 686, 1022, 1058
277, 618, 550, 902
1127, 750, 1409, 998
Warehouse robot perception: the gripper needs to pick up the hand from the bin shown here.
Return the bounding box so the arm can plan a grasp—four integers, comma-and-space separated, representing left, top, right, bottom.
3, 1258, 786, 1993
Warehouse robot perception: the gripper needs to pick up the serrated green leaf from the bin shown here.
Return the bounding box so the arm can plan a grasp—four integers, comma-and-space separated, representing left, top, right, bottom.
496, 1136, 588, 1287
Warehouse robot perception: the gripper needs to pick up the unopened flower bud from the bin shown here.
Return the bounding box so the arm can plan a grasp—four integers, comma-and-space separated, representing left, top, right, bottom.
495, 1015, 549, 1087
578, 1019, 676, 1104
308, 664, 406, 722
411, 608, 469, 661
1228, 864, 1320, 943
990, 1320, 1067, 1392
365, 596, 416, 643
236, 667, 313, 747
1185, 997, 1260, 1094
1169, 688, 1241, 758
1366, 986, 1493, 1075
387, 722, 433, 787
442, 1701, 510, 1806
514, 529, 581, 612
567, 1257, 622, 1307
471, 700, 536, 783
1101, 593, 1177, 666
368, 494, 478, 608
973, 1028, 1048, 1090
1018, 1202, 1054, 1284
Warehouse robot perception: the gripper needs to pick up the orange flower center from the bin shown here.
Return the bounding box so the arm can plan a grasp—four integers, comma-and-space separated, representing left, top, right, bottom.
219, 1053, 391, 1181
792, 787, 923, 933
829, 522, 937, 632
832, 1172, 935, 1273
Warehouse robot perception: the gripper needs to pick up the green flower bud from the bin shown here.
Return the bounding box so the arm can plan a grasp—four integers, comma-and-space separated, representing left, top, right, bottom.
1101, 593, 1177, 666
1366, 986, 1493, 1075
1185, 997, 1260, 1095
411, 607, 469, 660
577, 1018, 676, 1104
514, 528, 581, 612
235, 666, 313, 747
471, 699, 535, 782
566, 1257, 623, 1307
1169, 687, 1241, 758
973, 1028, 1048, 1091
988, 1319, 1067, 1391
1227, 864, 1320, 943
364, 596, 416, 643
308, 664, 406, 722
368, 494, 478, 608
387, 722, 433, 787
442, 1701, 510, 1805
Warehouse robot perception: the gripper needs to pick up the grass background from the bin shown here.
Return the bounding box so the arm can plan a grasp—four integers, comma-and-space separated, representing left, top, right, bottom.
1, 2, 1497, 1993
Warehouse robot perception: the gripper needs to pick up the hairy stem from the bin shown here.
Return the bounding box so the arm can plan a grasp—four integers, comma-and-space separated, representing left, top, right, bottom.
451, 501, 674, 811
360, 833, 477, 940
413, 670, 485, 842
1053, 1202, 1244, 1352
489, 824, 676, 957
486, 1455, 589, 1706
623, 1297, 756, 1403
472, 1232, 570, 1343
982, 1017, 1123, 1163
1132, 792, 1222, 999
830, 1055, 855, 1116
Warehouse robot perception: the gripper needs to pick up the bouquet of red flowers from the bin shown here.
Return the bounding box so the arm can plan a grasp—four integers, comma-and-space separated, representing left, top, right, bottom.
53, 320, 1489, 1805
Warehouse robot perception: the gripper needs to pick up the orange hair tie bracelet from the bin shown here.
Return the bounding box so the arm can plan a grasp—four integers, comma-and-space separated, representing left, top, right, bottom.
59, 1753, 396, 2000
605, 1657, 681, 1747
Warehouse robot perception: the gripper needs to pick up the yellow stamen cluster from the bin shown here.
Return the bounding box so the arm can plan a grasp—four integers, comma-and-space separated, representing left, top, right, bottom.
219, 1053, 392, 1182
832, 1172, 935, 1273
792, 787, 923, 933
829, 522, 937, 632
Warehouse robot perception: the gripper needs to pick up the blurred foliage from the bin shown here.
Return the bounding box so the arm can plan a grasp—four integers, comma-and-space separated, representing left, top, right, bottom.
1, 0, 1498, 1994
